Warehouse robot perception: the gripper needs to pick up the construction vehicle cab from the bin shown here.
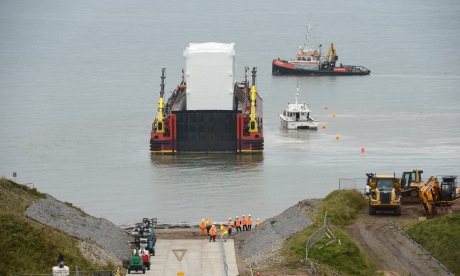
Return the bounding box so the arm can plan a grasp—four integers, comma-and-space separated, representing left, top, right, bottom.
439, 175, 458, 203
401, 169, 425, 203
368, 174, 402, 216
419, 175, 459, 216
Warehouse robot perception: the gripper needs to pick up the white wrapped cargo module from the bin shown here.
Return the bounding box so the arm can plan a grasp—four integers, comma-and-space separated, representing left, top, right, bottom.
183, 42, 235, 110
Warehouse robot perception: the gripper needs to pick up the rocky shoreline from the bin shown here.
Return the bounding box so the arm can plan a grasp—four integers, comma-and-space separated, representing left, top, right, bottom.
25, 195, 132, 266
23, 194, 320, 270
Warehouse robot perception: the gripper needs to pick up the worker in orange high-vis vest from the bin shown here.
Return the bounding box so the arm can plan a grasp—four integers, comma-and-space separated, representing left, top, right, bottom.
256, 218, 262, 227
227, 218, 233, 236
248, 214, 253, 231
242, 215, 247, 231
209, 225, 217, 242
220, 224, 228, 242
199, 218, 206, 236
234, 216, 241, 232
206, 217, 212, 235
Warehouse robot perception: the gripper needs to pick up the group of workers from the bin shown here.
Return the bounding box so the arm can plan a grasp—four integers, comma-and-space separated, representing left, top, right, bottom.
199, 215, 263, 242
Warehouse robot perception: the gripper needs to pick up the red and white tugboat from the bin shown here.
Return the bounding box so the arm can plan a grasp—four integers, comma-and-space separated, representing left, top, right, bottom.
272, 23, 370, 76
150, 43, 263, 154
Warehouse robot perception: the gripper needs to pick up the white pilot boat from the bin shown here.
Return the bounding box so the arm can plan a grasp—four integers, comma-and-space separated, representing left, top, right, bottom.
279, 85, 318, 130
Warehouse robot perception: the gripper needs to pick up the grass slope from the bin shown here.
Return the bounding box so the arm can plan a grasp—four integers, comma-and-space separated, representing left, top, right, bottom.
279, 189, 375, 275
0, 178, 116, 275
407, 213, 460, 275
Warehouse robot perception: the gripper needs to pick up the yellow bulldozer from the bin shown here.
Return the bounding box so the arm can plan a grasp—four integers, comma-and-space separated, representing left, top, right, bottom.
400, 169, 425, 203
367, 173, 402, 216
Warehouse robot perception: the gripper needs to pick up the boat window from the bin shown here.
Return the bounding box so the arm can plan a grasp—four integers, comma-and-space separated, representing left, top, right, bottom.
301, 57, 306, 61
307, 57, 311, 61
296, 57, 302, 61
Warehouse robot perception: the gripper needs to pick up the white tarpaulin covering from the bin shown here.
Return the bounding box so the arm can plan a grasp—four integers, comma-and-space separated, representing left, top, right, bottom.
183, 42, 235, 110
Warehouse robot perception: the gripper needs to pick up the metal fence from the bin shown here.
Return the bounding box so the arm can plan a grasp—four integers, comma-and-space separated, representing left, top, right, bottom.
305, 212, 341, 276
219, 233, 229, 276
305, 212, 327, 274
16, 271, 113, 276
338, 177, 367, 191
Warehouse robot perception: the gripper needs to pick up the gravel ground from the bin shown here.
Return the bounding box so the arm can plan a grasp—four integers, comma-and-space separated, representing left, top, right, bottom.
234, 199, 318, 272
347, 204, 457, 276
25, 195, 132, 265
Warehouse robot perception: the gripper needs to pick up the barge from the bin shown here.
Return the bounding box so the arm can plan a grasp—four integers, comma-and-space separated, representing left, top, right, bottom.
150, 43, 263, 154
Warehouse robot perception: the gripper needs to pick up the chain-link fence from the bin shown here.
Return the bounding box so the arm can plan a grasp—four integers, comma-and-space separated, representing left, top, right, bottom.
16, 270, 113, 276
305, 212, 341, 276
305, 212, 327, 274
338, 178, 367, 193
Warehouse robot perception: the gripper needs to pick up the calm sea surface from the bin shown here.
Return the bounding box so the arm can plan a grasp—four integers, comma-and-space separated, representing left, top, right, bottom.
1, 0, 459, 226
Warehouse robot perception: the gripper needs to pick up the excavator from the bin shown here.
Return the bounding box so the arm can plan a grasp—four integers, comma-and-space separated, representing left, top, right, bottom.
367, 173, 402, 216
401, 169, 426, 203
419, 175, 459, 216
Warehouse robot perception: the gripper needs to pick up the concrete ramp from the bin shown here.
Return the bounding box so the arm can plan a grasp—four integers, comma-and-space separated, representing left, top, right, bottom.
148, 239, 238, 276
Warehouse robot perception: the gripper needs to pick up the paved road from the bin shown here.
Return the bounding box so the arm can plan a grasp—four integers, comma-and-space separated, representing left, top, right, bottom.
132, 239, 238, 276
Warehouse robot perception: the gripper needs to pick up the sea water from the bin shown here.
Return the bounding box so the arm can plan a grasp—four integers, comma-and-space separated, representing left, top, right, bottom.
1, 0, 459, 226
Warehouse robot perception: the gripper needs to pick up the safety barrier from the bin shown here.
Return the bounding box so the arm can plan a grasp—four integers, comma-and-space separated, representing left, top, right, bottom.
219, 234, 229, 276
338, 177, 366, 191
305, 212, 327, 274
16, 270, 113, 276
305, 212, 341, 275
386, 219, 453, 275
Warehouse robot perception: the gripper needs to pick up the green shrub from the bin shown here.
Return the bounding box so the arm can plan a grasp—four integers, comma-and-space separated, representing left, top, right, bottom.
317, 189, 367, 225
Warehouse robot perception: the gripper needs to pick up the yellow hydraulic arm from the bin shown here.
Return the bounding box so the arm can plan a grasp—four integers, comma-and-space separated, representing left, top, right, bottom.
155, 68, 166, 133
327, 43, 337, 63
419, 176, 441, 215
249, 67, 258, 133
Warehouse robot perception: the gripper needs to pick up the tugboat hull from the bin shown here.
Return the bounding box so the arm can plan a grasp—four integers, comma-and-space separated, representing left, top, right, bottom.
272, 59, 370, 76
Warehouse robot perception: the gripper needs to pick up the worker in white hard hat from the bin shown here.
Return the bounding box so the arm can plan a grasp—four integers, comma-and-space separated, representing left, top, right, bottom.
242, 215, 247, 231
199, 218, 206, 236
235, 216, 241, 232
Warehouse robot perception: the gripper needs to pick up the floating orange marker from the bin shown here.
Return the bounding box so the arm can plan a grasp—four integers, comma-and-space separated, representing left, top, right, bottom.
336, 135, 340, 140
361, 147, 365, 153
322, 124, 326, 129
332, 113, 336, 117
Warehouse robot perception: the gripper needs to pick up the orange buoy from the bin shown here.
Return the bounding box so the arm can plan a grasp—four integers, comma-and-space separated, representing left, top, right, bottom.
322, 124, 326, 129
336, 135, 340, 140
332, 113, 336, 117
361, 147, 365, 153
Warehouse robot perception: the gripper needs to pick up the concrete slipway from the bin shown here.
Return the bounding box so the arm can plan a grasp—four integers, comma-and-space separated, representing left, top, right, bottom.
144, 239, 239, 276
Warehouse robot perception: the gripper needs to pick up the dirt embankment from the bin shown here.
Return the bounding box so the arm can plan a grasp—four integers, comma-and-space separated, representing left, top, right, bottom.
348, 203, 458, 276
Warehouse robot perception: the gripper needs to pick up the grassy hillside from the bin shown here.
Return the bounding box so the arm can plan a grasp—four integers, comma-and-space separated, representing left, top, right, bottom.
279, 189, 375, 275
0, 178, 116, 275
407, 213, 460, 275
